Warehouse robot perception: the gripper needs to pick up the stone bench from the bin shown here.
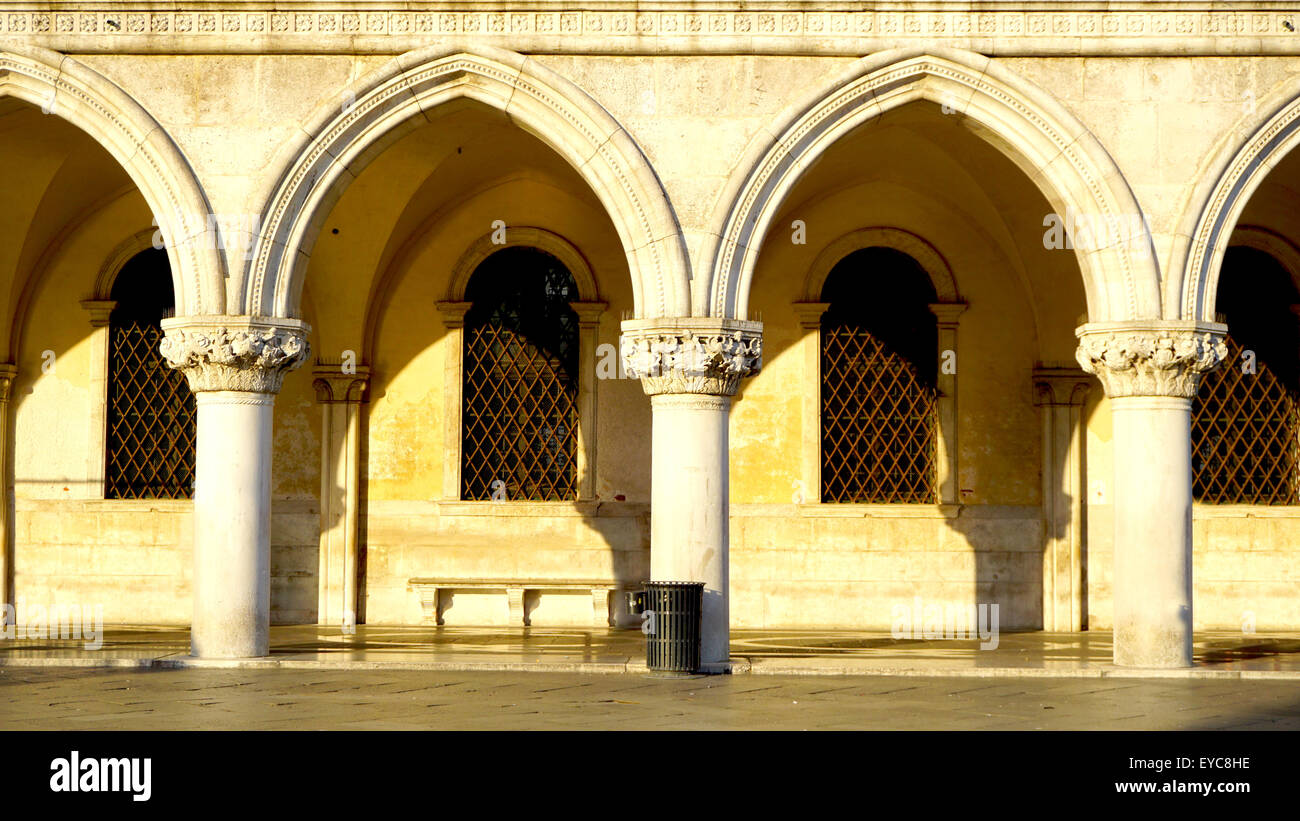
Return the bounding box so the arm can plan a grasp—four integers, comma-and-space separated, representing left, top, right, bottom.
409, 578, 630, 626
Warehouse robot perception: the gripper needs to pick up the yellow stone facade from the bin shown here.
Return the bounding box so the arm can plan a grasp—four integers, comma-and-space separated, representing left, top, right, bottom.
3, 3, 1300, 665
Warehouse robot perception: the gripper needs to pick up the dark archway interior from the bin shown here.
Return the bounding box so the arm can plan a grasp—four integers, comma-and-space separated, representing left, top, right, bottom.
1217, 246, 1300, 394
820, 246, 939, 389
109, 247, 175, 323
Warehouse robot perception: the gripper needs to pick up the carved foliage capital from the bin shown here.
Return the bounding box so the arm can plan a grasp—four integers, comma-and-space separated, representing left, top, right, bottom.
1074, 323, 1227, 399
620, 319, 762, 397
160, 317, 311, 394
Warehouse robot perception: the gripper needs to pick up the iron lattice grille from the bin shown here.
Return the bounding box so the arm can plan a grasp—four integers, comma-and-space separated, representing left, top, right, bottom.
105, 320, 196, 499
1192, 334, 1300, 505
462, 306, 578, 502
821, 324, 937, 503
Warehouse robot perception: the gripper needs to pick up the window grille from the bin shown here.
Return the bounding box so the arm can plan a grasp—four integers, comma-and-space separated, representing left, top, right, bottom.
105, 249, 196, 499
819, 247, 938, 504
821, 324, 938, 503
1193, 334, 1300, 504
461, 247, 579, 501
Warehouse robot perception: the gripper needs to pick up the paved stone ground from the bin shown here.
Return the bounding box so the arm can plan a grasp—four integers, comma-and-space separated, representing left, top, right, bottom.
2, 667, 1298, 730
6, 626, 1300, 678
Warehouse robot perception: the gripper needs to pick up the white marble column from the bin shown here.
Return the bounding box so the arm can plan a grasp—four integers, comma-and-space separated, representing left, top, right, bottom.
621, 319, 762, 671
1076, 322, 1226, 668
312, 365, 369, 630
161, 317, 310, 658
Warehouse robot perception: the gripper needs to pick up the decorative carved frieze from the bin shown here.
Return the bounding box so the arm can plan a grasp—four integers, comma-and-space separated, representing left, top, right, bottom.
620, 319, 762, 397
160, 317, 311, 394
5, 5, 1300, 55
1074, 322, 1227, 399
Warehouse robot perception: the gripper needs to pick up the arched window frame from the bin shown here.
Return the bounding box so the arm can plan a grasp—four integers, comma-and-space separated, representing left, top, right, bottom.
1193, 226, 1300, 508
435, 228, 606, 504
793, 228, 965, 510
81, 229, 195, 501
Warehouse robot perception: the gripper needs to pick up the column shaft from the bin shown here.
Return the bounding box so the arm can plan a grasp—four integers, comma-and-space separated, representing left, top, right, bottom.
1110, 396, 1194, 667
650, 393, 731, 665
192, 392, 275, 658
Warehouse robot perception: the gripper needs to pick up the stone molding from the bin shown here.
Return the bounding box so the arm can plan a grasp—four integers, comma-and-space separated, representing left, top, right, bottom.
1032, 367, 1094, 407
651, 393, 732, 412
1074, 322, 1227, 399
160, 317, 311, 394
79, 299, 117, 328
803, 228, 959, 304
620, 319, 762, 397
448, 227, 599, 302
6, 5, 1300, 56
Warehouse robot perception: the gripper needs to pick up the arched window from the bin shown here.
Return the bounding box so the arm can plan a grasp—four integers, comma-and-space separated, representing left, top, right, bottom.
1192, 245, 1300, 504
105, 248, 196, 499
461, 246, 580, 501
820, 247, 939, 503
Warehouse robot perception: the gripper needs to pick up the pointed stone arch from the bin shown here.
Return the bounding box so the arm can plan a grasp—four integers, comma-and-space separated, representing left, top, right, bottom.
703, 47, 1159, 324
1174, 80, 1300, 323
0, 44, 225, 318
247, 45, 689, 323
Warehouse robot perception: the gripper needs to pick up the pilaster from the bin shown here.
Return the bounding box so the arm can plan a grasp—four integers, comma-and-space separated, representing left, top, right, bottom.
312, 364, 371, 630
80, 299, 116, 500
1032, 367, 1093, 632
0, 364, 15, 626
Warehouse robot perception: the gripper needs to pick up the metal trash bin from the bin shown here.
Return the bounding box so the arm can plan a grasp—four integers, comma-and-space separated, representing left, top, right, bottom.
641, 580, 705, 674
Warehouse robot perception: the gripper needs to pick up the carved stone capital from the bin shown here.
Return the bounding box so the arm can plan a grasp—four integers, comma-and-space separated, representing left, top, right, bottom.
160, 316, 311, 395
79, 299, 117, 328
1032, 367, 1094, 407
791, 302, 830, 330
1074, 321, 1227, 399
620, 318, 762, 397
434, 301, 473, 329
313, 365, 371, 404
0, 363, 15, 403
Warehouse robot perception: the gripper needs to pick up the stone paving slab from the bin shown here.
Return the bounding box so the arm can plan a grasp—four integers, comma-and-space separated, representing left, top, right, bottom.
2, 667, 1299, 730
3, 625, 1300, 680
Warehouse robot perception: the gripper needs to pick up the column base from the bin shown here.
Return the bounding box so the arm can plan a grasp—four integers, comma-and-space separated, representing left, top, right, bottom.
191, 633, 270, 660
1114, 624, 1193, 669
